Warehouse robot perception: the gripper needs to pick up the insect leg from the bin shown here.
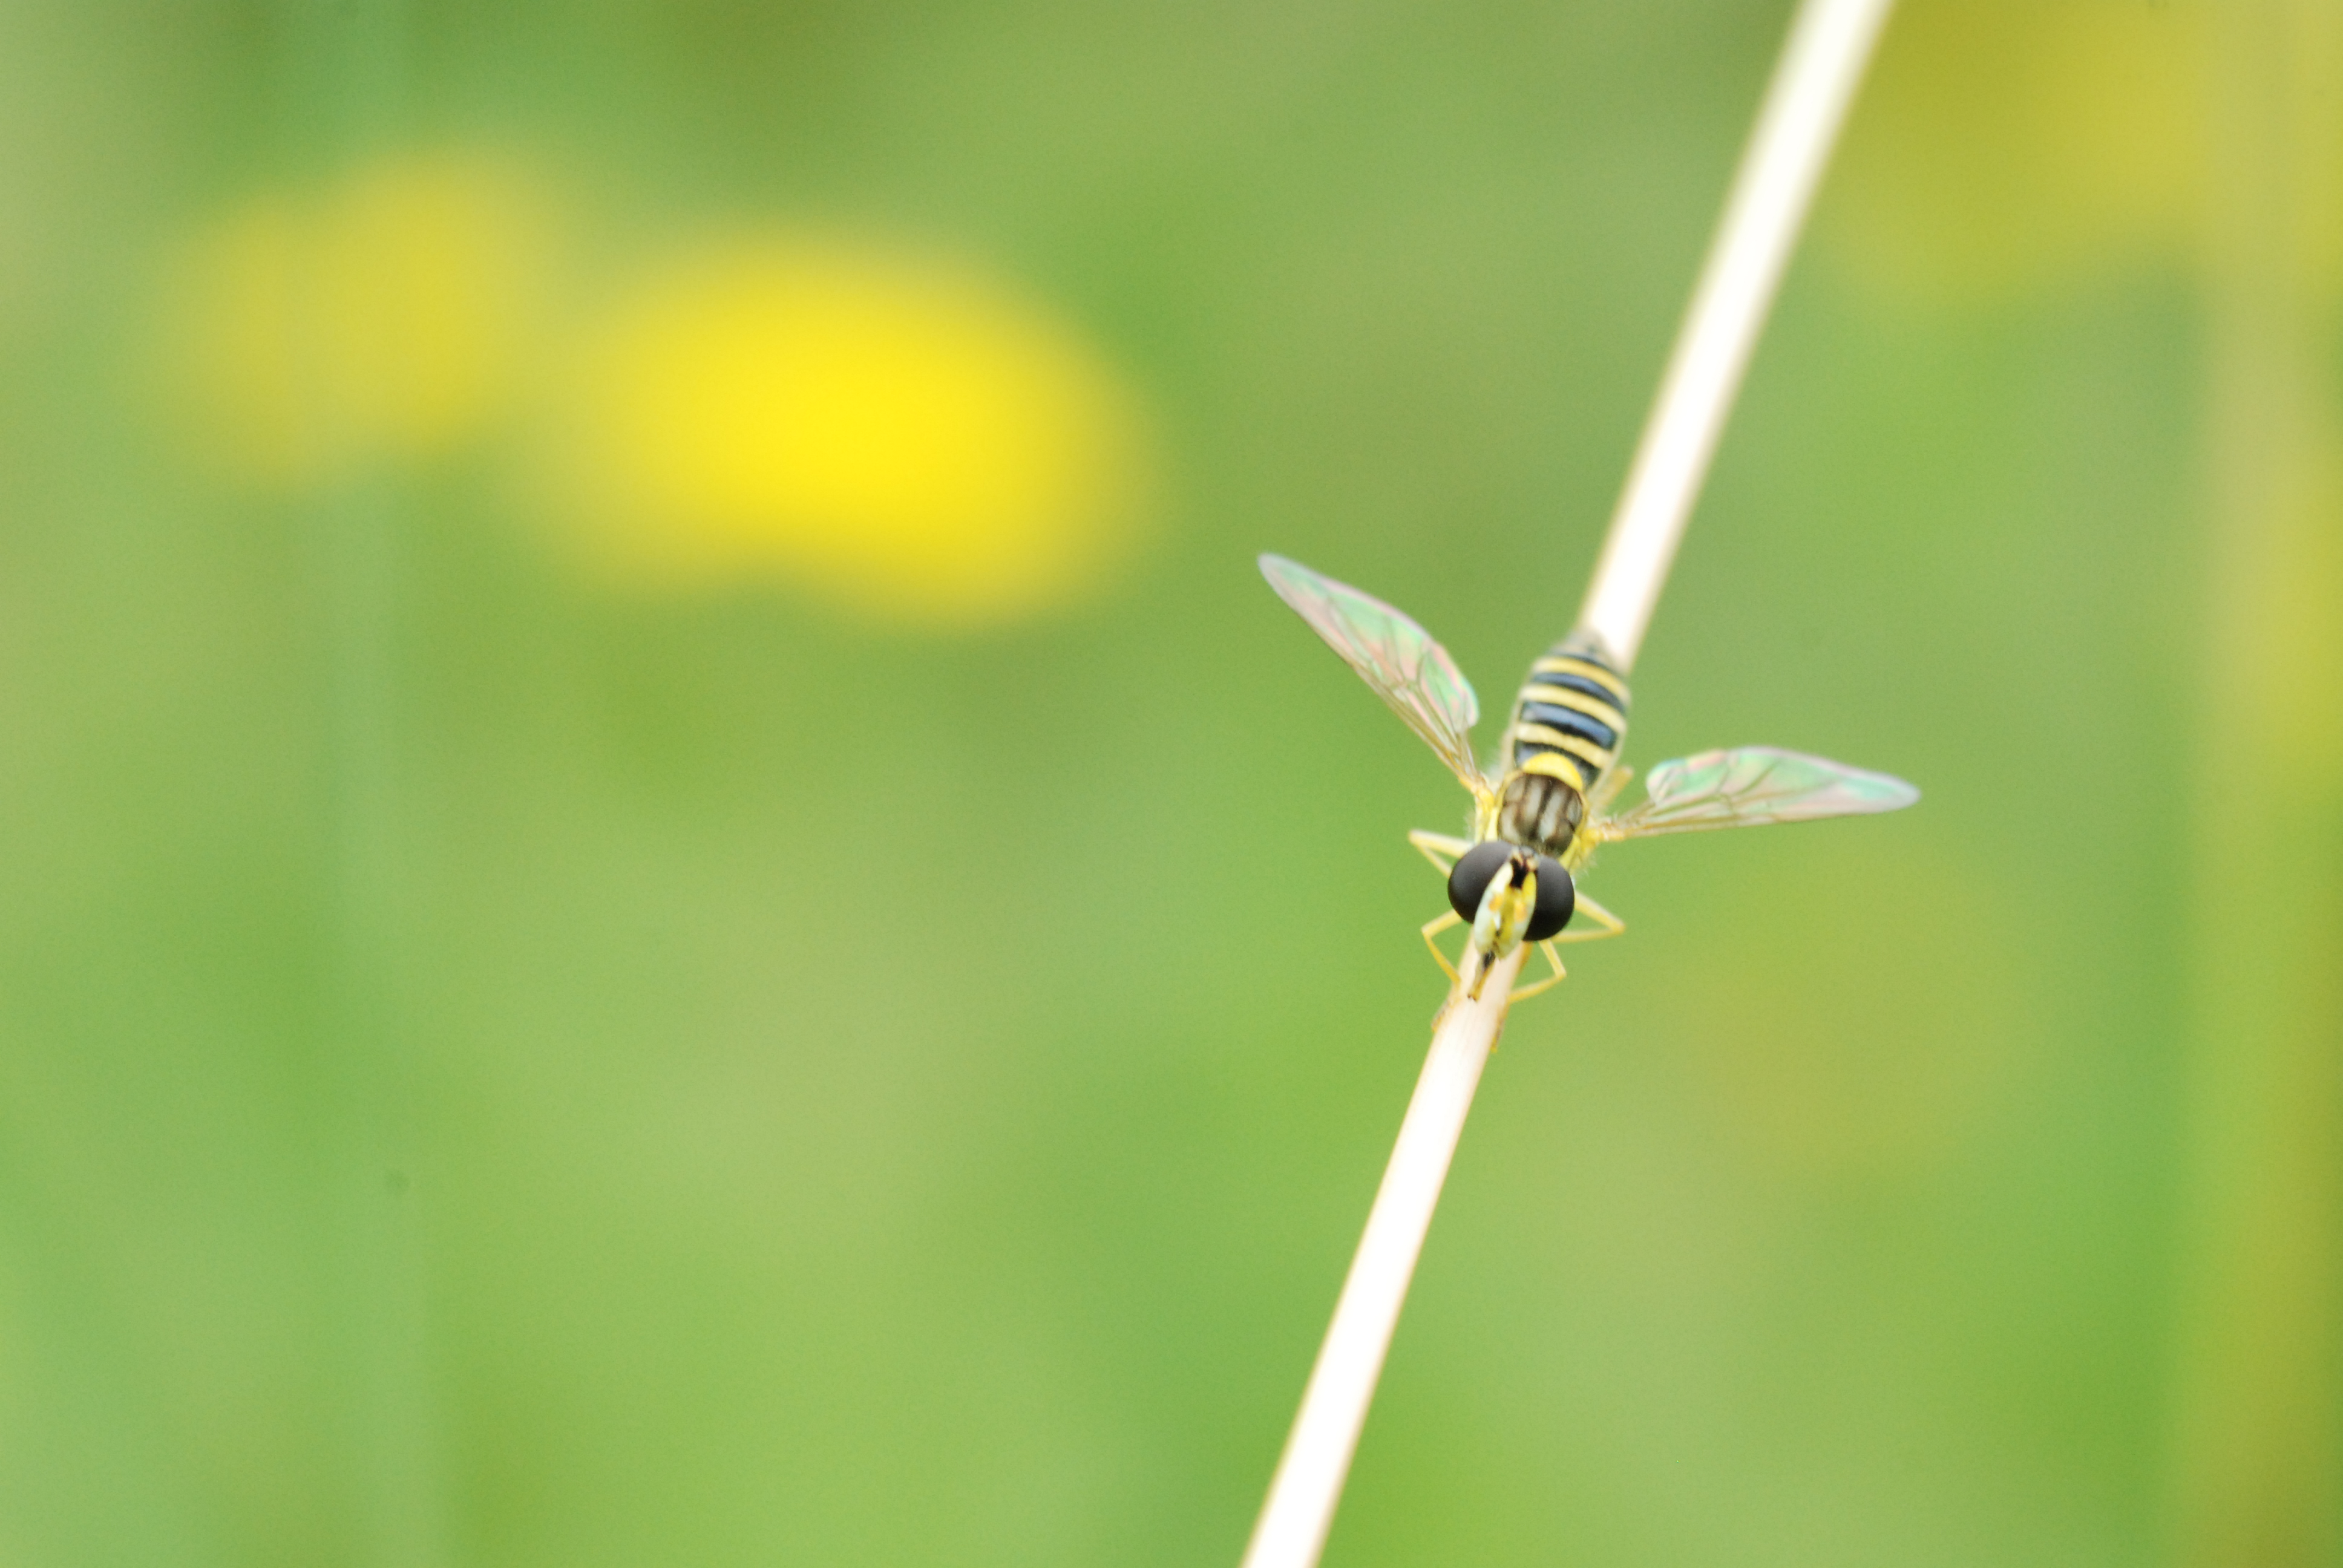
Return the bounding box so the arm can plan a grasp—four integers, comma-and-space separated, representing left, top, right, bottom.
1418, 909, 1463, 984
1408, 829, 1473, 877
1585, 763, 1635, 817
1506, 939, 1570, 1002
1553, 892, 1626, 945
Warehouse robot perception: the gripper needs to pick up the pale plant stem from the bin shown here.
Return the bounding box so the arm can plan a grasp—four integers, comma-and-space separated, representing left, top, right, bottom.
1577, 0, 1894, 669
1239, 4, 1893, 1566
1240, 950, 1524, 1568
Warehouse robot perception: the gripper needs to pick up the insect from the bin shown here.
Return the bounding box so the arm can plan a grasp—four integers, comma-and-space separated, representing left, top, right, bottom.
1260, 554, 1919, 1003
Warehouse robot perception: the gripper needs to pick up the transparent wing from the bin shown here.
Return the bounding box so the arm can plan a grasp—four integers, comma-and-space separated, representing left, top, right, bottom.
1595, 746, 1918, 841
1259, 554, 1488, 791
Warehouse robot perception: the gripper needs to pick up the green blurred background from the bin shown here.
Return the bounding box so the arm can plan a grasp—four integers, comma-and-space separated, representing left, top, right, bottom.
2, 2, 2339, 1565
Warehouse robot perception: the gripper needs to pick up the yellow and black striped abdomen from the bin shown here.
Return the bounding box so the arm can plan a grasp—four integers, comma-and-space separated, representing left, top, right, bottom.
1501, 635, 1631, 797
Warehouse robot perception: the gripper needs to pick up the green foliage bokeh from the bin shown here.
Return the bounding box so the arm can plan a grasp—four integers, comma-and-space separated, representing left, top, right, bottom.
2, 4, 2331, 1566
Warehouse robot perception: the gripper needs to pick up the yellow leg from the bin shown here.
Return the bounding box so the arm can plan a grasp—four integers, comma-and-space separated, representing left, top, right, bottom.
1553, 890, 1625, 945
1507, 939, 1569, 1001
1418, 909, 1463, 984
1586, 763, 1634, 817
1424, 919, 1573, 1005
1408, 829, 1473, 877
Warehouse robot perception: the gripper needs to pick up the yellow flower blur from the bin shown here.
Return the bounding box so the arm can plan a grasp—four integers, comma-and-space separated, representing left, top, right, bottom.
1826, 0, 2210, 299
549, 240, 1149, 624
161, 156, 545, 485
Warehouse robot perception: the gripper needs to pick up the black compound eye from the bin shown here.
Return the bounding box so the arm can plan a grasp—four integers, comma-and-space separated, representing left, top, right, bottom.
1445, 840, 1516, 922
1524, 855, 1576, 941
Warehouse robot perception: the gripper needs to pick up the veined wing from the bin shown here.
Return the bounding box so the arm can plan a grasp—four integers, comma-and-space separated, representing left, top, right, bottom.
1259, 554, 1488, 791
1594, 746, 1918, 841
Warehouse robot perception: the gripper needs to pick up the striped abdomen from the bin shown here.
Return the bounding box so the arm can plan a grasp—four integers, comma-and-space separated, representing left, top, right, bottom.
1493, 634, 1631, 857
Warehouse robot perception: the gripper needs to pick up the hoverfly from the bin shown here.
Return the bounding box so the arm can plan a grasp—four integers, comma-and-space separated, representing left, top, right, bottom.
1261, 554, 1919, 1003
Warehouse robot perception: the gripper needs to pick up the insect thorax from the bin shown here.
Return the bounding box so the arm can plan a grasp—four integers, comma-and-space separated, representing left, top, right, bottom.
1495, 762, 1585, 858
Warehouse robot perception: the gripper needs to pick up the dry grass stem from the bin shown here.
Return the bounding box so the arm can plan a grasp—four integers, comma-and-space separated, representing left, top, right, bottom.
1239, 4, 1895, 1565
1576, 0, 1894, 671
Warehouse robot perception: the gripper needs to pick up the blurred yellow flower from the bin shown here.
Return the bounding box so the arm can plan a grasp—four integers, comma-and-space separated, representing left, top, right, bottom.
543, 239, 1150, 624
160, 156, 546, 486
1826, 0, 2209, 299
